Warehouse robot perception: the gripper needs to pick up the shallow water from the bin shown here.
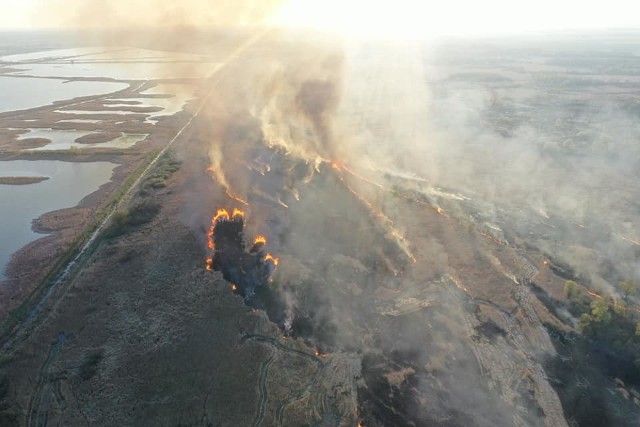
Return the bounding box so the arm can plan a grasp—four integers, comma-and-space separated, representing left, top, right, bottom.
0, 160, 116, 278
2, 46, 217, 80
1, 46, 208, 63
9, 59, 217, 80
113, 83, 197, 122
17, 128, 147, 151
54, 109, 147, 116
0, 76, 128, 114
56, 119, 102, 124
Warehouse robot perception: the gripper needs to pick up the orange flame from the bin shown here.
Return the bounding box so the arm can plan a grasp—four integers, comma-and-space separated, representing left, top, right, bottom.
587, 290, 603, 299
253, 235, 267, 245
232, 208, 245, 219
205, 257, 213, 271
336, 161, 386, 191
451, 276, 469, 294
620, 235, 640, 247
543, 260, 549, 266
264, 253, 279, 266
207, 227, 215, 250
226, 189, 249, 206
231, 284, 237, 292
213, 208, 230, 223
330, 163, 417, 262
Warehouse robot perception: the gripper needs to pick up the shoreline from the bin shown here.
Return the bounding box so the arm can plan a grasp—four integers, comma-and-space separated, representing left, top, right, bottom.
0, 176, 49, 185
0, 70, 195, 323
0, 158, 134, 320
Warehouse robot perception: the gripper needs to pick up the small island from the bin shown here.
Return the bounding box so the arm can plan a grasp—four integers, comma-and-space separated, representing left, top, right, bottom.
74, 132, 122, 144
0, 176, 50, 185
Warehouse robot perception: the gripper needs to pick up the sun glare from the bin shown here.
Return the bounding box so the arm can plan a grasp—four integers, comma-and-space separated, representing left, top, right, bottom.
271, 0, 640, 40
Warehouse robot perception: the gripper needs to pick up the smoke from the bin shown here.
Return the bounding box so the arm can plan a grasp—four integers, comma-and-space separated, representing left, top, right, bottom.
193, 33, 553, 424
36, 2, 640, 423
34, 0, 285, 31
212, 33, 640, 425
31, 0, 288, 86
256, 47, 346, 165
414, 41, 640, 295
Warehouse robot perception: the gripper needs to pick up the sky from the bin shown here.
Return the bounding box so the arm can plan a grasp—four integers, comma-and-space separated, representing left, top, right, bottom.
0, 0, 638, 38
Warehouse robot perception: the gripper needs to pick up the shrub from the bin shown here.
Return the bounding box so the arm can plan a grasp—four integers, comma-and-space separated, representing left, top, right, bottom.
127, 201, 160, 225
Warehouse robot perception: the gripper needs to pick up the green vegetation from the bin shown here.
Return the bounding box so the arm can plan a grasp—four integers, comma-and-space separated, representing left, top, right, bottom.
563, 280, 579, 300
567, 280, 640, 381
590, 298, 612, 324
104, 200, 161, 238
138, 152, 181, 195
104, 151, 181, 238
620, 280, 637, 302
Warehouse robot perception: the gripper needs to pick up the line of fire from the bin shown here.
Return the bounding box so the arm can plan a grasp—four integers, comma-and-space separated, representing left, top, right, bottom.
205, 208, 279, 299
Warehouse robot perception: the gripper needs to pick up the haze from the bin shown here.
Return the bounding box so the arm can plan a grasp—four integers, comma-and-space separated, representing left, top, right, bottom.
0, 0, 637, 36
0, 1, 640, 426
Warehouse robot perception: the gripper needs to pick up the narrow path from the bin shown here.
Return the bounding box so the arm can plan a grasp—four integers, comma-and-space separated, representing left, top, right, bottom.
275, 364, 326, 427
241, 334, 324, 367
26, 333, 72, 427
251, 349, 275, 427
241, 334, 325, 426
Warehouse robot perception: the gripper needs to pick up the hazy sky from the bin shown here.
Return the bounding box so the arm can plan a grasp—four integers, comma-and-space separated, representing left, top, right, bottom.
0, 0, 638, 38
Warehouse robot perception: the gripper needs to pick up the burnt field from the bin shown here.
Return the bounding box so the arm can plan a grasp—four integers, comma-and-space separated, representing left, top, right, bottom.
0, 30, 639, 427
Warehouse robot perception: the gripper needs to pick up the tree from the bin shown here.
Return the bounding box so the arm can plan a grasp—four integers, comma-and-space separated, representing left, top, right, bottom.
620, 280, 637, 301
579, 313, 593, 333
564, 280, 579, 300
590, 298, 611, 324
636, 322, 640, 337
613, 300, 627, 316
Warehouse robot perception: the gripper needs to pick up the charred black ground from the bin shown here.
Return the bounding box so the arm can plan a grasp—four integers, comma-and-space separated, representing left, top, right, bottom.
210, 214, 276, 299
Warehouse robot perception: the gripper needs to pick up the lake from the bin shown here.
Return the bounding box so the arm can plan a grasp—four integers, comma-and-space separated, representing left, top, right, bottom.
0, 160, 116, 278
0, 76, 128, 114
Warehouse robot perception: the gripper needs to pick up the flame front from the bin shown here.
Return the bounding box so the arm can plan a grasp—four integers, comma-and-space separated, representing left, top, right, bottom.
205, 209, 280, 289
587, 290, 603, 299
213, 208, 230, 223
329, 160, 417, 263
226, 189, 249, 206
264, 253, 279, 266
207, 226, 215, 250
232, 208, 245, 219
620, 235, 640, 247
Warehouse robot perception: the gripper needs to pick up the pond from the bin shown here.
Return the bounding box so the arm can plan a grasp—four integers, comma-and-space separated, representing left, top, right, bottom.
0, 160, 116, 278
0, 76, 128, 114
17, 129, 147, 151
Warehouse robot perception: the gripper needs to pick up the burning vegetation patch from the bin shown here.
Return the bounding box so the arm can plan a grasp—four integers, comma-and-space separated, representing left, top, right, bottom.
205, 208, 279, 299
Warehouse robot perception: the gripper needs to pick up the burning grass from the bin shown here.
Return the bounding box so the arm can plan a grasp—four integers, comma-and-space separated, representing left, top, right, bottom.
204, 208, 279, 299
